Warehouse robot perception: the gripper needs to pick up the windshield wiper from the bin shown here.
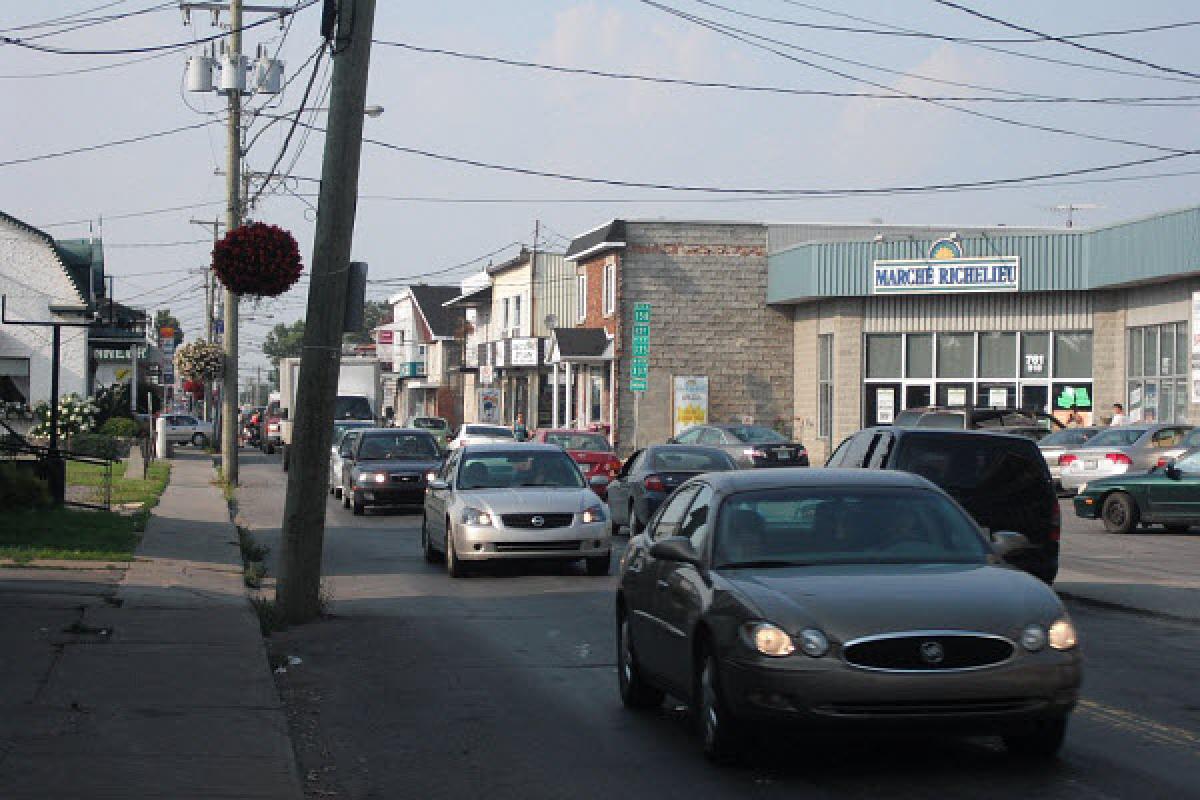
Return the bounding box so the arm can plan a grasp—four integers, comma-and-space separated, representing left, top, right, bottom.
718, 560, 815, 569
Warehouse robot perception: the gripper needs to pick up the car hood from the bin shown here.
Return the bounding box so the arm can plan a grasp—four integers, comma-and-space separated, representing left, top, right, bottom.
459, 488, 598, 513
353, 458, 441, 474
719, 563, 1062, 641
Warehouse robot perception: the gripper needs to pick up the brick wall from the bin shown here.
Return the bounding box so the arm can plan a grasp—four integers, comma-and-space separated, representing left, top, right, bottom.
577, 252, 619, 335
615, 222, 791, 453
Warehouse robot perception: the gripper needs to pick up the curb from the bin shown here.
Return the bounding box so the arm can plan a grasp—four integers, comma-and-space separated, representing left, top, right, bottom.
1056, 589, 1199, 626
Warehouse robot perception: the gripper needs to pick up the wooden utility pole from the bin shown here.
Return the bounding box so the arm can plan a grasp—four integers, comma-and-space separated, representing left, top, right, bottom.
220, 0, 244, 485
277, 0, 377, 623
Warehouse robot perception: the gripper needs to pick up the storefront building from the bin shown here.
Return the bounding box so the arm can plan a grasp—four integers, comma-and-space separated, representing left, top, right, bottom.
769, 207, 1200, 464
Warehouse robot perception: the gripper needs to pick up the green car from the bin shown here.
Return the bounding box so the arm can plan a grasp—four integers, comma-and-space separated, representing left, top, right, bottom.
1073, 448, 1200, 534
407, 416, 449, 449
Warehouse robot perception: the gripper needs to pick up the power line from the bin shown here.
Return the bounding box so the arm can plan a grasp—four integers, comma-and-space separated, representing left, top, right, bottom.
0, 1, 131, 33
0, 48, 181, 79
0, 121, 215, 168
106, 239, 212, 248
36, 200, 223, 229
931, 0, 1200, 81
373, 39, 1200, 107
366, 242, 526, 285
18, 2, 176, 43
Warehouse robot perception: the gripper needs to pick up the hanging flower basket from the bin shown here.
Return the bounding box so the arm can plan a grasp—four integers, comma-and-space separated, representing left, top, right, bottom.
182, 379, 205, 399
212, 222, 303, 297
175, 341, 223, 382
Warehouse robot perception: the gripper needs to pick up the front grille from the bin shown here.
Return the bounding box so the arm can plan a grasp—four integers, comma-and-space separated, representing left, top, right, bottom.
843, 633, 1014, 672
501, 513, 574, 529
389, 473, 422, 484
817, 698, 1039, 717
494, 540, 581, 552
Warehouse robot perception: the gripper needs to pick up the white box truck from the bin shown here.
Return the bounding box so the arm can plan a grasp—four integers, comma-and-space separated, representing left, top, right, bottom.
278, 356, 383, 470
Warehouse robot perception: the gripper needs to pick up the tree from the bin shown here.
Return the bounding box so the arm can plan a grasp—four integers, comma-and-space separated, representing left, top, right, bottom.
343, 300, 391, 345
262, 319, 305, 367
154, 310, 185, 345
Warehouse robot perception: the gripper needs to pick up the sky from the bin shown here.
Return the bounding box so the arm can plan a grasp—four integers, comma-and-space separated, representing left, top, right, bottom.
2, 1, 1199, 382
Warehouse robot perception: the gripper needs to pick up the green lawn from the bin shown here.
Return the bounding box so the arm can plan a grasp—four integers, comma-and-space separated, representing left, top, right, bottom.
0, 461, 171, 563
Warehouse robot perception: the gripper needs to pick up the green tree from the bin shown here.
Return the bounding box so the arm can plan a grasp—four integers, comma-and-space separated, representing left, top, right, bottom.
343, 300, 392, 345
154, 309, 185, 345
262, 319, 305, 367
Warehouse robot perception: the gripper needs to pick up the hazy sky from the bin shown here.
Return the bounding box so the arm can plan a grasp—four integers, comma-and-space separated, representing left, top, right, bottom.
3, 1, 1199, 379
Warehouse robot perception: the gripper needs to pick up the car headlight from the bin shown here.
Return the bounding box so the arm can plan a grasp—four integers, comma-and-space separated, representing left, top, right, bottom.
581, 504, 606, 524
462, 507, 493, 527
357, 472, 388, 484
741, 622, 796, 657
1048, 618, 1078, 650
1020, 624, 1047, 652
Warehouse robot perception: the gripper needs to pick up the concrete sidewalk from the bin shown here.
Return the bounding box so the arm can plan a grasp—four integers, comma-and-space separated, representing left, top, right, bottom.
0, 451, 302, 799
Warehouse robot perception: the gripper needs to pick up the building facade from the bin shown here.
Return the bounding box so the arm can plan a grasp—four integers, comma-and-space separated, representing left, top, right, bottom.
382, 285, 465, 427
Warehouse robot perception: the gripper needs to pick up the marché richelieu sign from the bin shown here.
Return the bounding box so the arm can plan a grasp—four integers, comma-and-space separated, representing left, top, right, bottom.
872, 238, 1019, 295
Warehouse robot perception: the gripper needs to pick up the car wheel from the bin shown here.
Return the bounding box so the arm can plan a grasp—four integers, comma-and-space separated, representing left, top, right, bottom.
422, 516, 441, 564
585, 553, 611, 576
1004, 715, 1068, 759
342, 488, 351, 509
630, 505, 644, 537
617, 612, 664, 709
696, 643, 741, 763
191, 433, 207, 447
446, 525, 468, 578
1102, 492, 1138, 534
352, 496, 365, 516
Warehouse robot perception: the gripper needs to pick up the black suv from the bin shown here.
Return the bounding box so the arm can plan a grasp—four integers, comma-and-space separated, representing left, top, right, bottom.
894, 406, 1063, 441
827, 427, 1059, 584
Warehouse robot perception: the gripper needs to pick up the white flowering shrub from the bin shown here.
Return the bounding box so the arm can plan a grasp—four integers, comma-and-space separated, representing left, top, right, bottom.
175, 341, 223, 382
30, 393, 98, 441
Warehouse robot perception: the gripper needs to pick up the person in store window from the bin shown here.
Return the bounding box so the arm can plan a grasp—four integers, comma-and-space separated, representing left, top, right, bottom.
513, 412, 529, 442
1110, 403, 1129, 426
1065, 405, 1085, 427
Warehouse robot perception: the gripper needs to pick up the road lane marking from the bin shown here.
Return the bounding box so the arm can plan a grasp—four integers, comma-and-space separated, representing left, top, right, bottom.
1079, 699, 1200, 753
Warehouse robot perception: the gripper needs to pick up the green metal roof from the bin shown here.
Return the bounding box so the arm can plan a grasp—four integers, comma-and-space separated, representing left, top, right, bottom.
768, 206, 1200, 303
0, 211, 101, 305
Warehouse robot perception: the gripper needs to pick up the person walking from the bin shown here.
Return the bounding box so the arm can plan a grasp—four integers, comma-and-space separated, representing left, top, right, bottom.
1110, 403, 1129, 426
513, 412, 529, 442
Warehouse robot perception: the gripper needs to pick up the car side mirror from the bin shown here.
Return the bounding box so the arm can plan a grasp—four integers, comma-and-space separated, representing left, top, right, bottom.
428, 478, 449, 491
991, 530, 1034, 559
650, 536, 703, 567
589, 475, 610, 490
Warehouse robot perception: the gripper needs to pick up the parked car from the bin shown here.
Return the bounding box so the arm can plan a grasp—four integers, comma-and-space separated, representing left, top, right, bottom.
161, 414, 213, 447
1156, 427, 1200, 466
827, 428, 1059, 583
894, 406, 1063, 440
1058, 424, 1192, 494
1073, 446, 1200, 534
327, 422, 376, 499
607, 445, 738, 536
532, 428, 622, 499
670, 424, 809, 468
338, 428, 443, 515
616, 468, 1081, 761
260, 400, 283, 455
446, 423, 517, 451
1037, 426, 1102, 494
421, 443, 613, 577
407, 416, 450, 449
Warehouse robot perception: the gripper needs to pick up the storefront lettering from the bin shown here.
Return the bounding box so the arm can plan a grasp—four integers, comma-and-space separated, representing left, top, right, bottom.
872, 256, 1019, 294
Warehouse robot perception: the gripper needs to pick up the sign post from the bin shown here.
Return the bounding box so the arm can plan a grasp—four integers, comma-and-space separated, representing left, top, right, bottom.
630, 303, 651, 449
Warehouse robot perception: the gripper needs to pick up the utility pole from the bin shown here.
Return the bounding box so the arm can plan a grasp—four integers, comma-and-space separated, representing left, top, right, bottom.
278, 0, 377, 624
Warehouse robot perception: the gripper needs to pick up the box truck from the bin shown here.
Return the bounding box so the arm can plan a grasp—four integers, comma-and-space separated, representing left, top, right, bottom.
277, 356, 383, 470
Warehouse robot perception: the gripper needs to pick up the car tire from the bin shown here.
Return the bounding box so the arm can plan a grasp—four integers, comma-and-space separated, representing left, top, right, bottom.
1004, 715, 1068, 759
585, 553, 611, 576
191, 433, 207, 447
1101, 492, 1138, 534
446, 525, 468, 578
352, 496, 365, 516
422, 516, 441, 564
617, 612, 664, 709
696, 643, 742, 763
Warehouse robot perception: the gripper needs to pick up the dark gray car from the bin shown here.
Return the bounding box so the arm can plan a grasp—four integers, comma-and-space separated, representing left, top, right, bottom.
606, 445, 738, 536
339, 428, 443, 515
616, 469, 1081, 762
671, 424, 809, 468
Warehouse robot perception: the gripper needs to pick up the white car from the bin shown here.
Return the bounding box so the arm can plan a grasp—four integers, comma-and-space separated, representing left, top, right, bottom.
422, 443, 613, 577
162, 414, 214, 447
327, 423, 376, 499
446, 424, 517, 451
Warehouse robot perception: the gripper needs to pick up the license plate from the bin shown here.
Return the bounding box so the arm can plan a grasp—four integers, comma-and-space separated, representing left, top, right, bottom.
775, 448, 793, 459
1084, 460, 1097, 470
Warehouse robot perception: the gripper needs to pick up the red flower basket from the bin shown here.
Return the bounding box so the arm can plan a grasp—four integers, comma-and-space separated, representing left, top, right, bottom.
212, 222, 303, 297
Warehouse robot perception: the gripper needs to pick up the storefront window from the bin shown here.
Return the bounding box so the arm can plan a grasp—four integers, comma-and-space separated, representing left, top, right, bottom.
936, 334, 973, 378
818, 334, 832, 439
1054, 332, 1092, 379
1161, 323, 1176, 376
1129, 328, 1143, 378
1021, 332, 1049, 378
1143, 329, 1158, 382
978, 332, 1016, 378
866, 334, 901, 379
1128, 323, 1187, 423
906, 334, 932, 379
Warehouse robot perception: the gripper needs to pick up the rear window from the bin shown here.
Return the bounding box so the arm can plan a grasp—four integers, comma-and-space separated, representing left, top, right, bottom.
464, 425, 515, 438
1039, 428, 1098, 447
358, 432, 439, 460
544, 432, 612, 451
894, 435, 1047, 491
725, 426, 788, 444
411, 417, 447, 430
649, 448, 733, 472
334, 396, 373, 420
1084, 428, 1147, 448
915, 413, 967, 430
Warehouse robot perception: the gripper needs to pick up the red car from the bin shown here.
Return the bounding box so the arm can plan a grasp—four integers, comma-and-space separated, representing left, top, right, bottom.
533, 429, 621, 499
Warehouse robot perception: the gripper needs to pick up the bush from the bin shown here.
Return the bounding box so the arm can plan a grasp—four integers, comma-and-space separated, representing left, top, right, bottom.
69, 434, 123, 460
0, 463, 51, 510
100, 417, 140, 438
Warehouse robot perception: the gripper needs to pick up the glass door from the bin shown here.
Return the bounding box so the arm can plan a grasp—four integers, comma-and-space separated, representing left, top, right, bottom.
904, 384, 932, 409
1020, 384, 1050, 414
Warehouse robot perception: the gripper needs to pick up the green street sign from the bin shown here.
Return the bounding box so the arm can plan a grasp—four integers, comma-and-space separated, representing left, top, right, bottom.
631, 302, 651, 392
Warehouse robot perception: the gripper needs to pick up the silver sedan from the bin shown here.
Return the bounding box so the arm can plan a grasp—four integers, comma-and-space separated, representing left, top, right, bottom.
1059, 423, 1192, 492
421, 443, 613, 577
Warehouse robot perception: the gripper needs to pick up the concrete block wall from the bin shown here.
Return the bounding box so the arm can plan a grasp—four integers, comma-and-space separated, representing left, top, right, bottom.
1091, 290, 1126, 424
615, 222, 792, 453
830, 299, 865, 450
792, 303, 823, 461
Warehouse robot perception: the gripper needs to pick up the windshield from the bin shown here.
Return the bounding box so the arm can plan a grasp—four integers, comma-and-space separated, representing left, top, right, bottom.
649, 448, 733, 472
1084, 428, 1147, 448
458, 451, 583, 489
1039, 428, 1099, 447
357, 432, 439, 460
726, 426, 788, 443
411, 417, 447, 430
714, 488, 988, 568
333, 422, 372, 442
334, 395, 373, 421
544, 432, 612, 451
464, 425, 515, 438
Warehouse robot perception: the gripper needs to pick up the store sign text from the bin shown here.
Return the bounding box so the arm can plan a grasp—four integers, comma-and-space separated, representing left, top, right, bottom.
872, 257, 1019, 295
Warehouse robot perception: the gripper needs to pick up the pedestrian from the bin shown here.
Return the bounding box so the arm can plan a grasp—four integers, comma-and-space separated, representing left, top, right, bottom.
1110, 403, 1128, 426
1065, 406, 1084, 427
513, 411, 529, 442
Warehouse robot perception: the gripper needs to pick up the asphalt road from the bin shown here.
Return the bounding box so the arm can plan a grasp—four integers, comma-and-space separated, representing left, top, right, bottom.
235, 452, 1200, 799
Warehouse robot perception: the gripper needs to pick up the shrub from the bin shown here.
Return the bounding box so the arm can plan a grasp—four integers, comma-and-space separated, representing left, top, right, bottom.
100, 417, 140, 438
0, 462, 51, 510
70, 434, 123, 460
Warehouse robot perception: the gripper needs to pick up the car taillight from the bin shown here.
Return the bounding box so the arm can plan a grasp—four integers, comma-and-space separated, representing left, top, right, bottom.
1156, 457, 1169, 468
1050, 501, 1061, 542
743, 448, 768, 459
644, 474, 665, 492
1058, 454, 1077, 466
1106, 452, 1133, 465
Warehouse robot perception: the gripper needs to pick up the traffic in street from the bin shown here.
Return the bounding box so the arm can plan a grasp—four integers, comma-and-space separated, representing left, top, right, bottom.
235, 450, 1200, 799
